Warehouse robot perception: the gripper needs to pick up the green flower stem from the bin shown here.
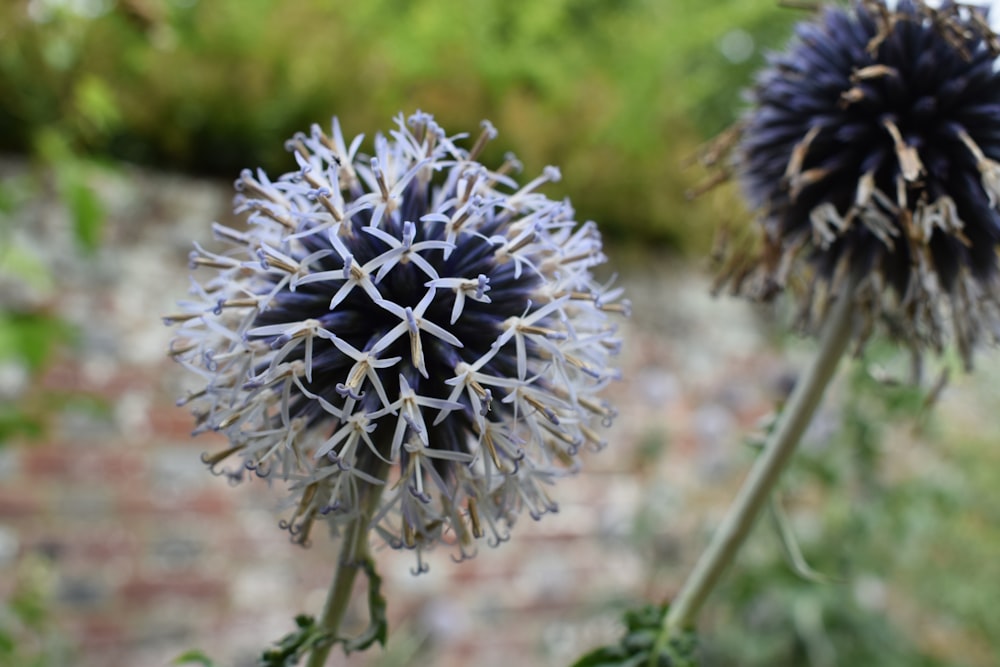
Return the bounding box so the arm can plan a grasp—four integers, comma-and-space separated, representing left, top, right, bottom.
655, 284, 856, 655
305, 473, 387, 667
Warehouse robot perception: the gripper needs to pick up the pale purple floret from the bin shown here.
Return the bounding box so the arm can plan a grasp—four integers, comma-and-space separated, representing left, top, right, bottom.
166, 112, 628, 570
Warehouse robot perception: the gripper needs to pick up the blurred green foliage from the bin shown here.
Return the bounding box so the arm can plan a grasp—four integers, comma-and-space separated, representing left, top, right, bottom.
607, 337, 1000, 667
0, 166, 85, 443
0, 555, 74, 667
0, 0, 798, 249
0, 313, 74, 441
692, 346, 1000, 667
572, 603, 696, 667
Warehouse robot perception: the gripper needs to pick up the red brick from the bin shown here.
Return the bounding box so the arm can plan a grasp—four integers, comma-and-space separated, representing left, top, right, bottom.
39, 360, 154, 401
74, 530, 139, 563
65, 613, 127, 651
86, 451, 145, 479
22, 446, 77, 478
116, 488, 234, 516
20, 529, 138, 567
21, 447, 144, 483
183, 489, 233, 515
148, 405, 199, 440
113, 490, 156, 515
96, 367, 156, 397
38, 363, 87, 394
120, 573, 227, 604
0, 488, 44, 517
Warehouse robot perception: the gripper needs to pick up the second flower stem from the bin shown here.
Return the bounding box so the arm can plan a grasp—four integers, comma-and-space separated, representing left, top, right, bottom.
657, 284, 856, 652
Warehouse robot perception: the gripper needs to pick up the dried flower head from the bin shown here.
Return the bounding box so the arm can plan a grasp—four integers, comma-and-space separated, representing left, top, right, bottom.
165, 112, 627, 571
708, 0, 1000, 367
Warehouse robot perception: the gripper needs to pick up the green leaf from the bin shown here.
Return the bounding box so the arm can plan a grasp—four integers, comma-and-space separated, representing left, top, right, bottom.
0, 312, 74, 372
0, 402, 44, 443
259, 557, 388, 666
0, 180, 14, 215
29, 127, 106, 252
343, 556, 388, 653
73, 74, 121, 135
259, 615, 331, 667
0, 629, 14, 656
0, 241, 56, 296
65, 176, 103, 252
172, 649, 217, 666
571, 604, 697, 667
32, 128, 73, 164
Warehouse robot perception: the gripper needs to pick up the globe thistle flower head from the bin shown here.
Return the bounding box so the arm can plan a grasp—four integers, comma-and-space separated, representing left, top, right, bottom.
716, 0, 1000, 367
166, 112, 627, 571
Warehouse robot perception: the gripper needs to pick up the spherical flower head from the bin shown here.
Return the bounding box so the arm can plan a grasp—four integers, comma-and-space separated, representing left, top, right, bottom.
165, 112, 628, 571
726, 0, 1000, 366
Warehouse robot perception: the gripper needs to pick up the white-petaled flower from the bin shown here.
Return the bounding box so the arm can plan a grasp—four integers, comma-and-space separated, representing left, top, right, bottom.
166, 112, 628, 570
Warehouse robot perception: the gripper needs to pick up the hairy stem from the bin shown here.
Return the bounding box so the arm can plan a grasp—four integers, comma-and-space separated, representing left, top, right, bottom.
654, 285, 856, 657
305, 473, 387, 667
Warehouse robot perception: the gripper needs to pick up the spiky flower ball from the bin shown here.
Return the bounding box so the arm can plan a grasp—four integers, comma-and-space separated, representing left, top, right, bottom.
721, 0, 1000, 366
165, 112, 626, 570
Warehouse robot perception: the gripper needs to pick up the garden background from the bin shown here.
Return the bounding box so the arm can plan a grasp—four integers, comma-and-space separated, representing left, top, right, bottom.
1, 1, 999, 665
